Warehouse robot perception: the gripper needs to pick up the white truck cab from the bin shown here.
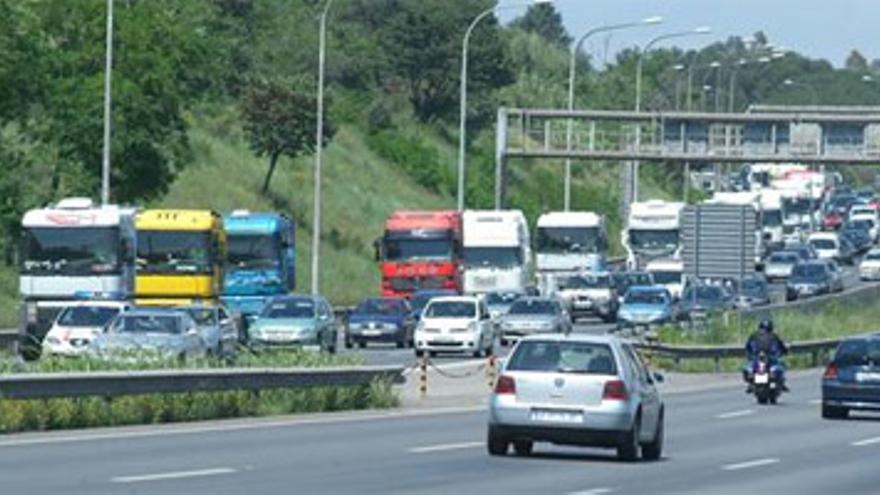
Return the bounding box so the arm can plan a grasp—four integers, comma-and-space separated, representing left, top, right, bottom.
19, 198, 137, 358
759, 189, 785, 250
645, 259, 686, 301
535, 211, 607, 274
462, 210, 532, 295
622, 200, 685, 270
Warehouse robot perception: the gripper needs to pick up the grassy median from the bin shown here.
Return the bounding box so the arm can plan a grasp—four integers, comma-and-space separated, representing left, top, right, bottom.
651, 300, 880, 373
0, 350, 399, 434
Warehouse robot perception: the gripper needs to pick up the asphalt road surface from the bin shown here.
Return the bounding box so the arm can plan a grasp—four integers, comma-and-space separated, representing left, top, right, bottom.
2, 372, 878, 494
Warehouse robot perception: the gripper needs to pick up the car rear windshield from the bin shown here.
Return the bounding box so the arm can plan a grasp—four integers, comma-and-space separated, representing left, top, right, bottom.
769, 253, 798, 263
116, 315, 181, 334
262, 299, 315, 319
507, 341, 617, 374
355, 298, 404, 315
835, 339, 880, 366
508, 299, 556, 315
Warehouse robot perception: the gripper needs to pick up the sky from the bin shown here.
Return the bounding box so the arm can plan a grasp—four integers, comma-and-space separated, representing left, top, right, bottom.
499, 0, 880, 67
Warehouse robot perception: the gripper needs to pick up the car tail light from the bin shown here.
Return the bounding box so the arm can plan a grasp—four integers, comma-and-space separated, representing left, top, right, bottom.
823, 362, 838, 380
603, 379, 629, 401
494, 375, 516, 395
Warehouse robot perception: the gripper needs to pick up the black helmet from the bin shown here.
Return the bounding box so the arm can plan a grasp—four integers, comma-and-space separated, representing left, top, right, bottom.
758, 319, 774, 333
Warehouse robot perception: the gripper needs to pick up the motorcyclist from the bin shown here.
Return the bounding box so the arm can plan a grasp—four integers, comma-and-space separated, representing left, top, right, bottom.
743, 319, 789, 393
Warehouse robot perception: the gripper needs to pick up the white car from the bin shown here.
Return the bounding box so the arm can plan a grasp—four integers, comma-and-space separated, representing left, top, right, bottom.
414, 296, 494, 358
42, 301, 130, 357
808, 232, 842, 260
860, 249, 880, 281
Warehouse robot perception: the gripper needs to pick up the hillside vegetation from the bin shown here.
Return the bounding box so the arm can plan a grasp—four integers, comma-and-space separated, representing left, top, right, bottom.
2, 1, 880, 318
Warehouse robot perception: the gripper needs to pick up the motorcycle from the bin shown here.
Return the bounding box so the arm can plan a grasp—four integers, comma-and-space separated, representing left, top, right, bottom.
748, 351, 782, 405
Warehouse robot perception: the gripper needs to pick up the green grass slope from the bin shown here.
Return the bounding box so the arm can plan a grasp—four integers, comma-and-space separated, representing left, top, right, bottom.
159, 113, 451, 305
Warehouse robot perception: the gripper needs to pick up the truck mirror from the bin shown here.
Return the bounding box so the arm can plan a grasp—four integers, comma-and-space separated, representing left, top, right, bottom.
373, 238, 383, 262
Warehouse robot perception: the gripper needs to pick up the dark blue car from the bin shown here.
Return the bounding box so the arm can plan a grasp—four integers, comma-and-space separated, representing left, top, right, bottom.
822, 334, 880, 419
344, 297, 413, 349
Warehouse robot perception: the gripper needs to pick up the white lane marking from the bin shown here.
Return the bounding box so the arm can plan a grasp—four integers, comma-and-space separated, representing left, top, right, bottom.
716, 409, 754, 420
722, 458, 780, 471
0, 406, 484, 449
111, 467, 236, 483
568, 488, 614, 495
408, 441, 483, 453
852, 436, 880, 447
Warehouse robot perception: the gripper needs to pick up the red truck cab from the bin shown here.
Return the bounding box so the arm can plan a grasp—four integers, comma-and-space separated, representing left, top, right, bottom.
376, 210, 463, 298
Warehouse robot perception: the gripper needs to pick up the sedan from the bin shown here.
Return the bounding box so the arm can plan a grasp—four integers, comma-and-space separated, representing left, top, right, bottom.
735, 275, 771, 308
180, 305, 239, 359
616, 286, 675, 331
345, 297, 413, 349
680, 284, 735, 321
247, 295, 338, 353
42, 301, 130, 357
497, 297, 572, 346
89, 309, 207, 362
785, 262, 835, 301
822, 335, 880, 419
859, 248, 880, 281
765, 251, 802, 281
488, 334, 664, 461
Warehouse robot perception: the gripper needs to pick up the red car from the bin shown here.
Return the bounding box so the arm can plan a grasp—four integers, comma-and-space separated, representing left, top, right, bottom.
822, 211, 844, 231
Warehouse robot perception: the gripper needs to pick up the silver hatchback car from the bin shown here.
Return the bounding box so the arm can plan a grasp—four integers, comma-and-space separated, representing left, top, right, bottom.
487, 334, 664, 461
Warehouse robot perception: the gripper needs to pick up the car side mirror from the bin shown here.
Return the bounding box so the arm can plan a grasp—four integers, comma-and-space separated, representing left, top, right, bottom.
186, 327, 198, 336
653, 372, 665, 383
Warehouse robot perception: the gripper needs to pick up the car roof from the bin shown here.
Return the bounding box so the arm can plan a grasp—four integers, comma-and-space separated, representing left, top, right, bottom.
627, 285, 666, 293
427, 296, 479, 304
413, 289, 457, 296
124, 308, 187, 317
67, 301, 129, 309
517, 333, 622, 346
271, 294, 319, 303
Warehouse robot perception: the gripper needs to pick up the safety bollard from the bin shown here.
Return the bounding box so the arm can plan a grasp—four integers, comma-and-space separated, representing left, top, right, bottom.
487, 354, 497, 390
419, 355, 428, 399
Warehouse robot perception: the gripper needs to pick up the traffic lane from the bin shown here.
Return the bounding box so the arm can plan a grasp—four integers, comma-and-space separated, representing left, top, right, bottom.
5, 372, 879, 494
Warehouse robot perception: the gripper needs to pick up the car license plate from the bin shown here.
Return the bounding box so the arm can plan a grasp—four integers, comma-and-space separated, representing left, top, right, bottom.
856, 372, 880, 382
530, 409, 583, 424
362, 330, 381, 336
754, 373, 769, 384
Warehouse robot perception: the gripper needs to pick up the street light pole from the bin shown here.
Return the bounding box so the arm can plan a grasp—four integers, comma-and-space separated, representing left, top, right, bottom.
311, 0, 333, 295
458, 0, 552, 212
101, 0, 114, 205
563, 16, 662, 211
632, 27, 710, 205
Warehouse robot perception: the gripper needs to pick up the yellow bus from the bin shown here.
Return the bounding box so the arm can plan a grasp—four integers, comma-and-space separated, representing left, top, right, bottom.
135, 209, 226, 306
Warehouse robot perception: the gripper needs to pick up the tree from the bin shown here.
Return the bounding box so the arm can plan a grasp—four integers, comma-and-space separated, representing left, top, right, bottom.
240, 79, 336, 193
510, 3, 571, 49
381, 0, 514, 123
846, 49, 868, 71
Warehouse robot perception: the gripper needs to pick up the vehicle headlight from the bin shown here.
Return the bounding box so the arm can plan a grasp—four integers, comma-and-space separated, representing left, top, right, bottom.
297, 325, 318, 336
45, 336, 61, 346
382, 323, 399, 331
467, 321, 478, 333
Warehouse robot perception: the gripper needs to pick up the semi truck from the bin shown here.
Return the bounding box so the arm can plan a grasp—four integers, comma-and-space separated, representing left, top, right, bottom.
135, 209, 226, 306
622, 200, 686, 270
18, 197, 136, 358
535, 211, 607, 274
222, 210, 296, 322
375, 210, 463, 298
461, 210, 532, 294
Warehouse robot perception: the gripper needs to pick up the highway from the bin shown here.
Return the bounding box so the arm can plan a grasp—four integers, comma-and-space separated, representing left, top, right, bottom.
1, 372, 878, 494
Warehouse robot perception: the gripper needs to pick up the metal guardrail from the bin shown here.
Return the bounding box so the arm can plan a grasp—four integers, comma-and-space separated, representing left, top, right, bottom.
0, 365, 405, 400
637, 339, 841, 373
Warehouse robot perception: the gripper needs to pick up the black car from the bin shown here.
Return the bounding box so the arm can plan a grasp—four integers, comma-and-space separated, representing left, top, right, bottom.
841, 224, 872, 254
822, 334, 880, 419
680, 284, 735, 320
735, 275, 771, 308
785, 262, 833, 301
